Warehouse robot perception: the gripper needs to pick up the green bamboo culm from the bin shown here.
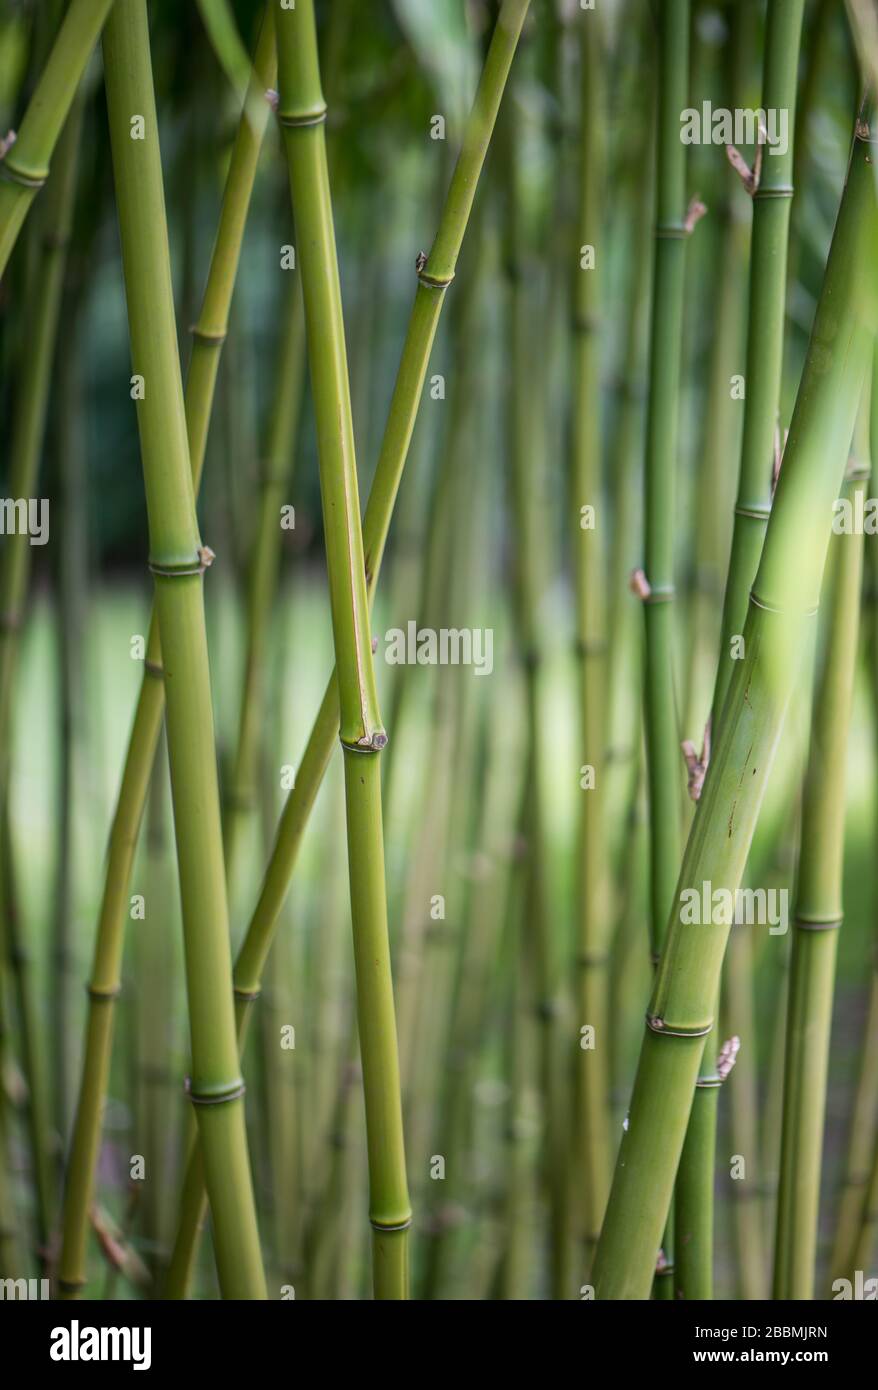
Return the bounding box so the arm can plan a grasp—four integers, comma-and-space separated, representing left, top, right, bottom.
58, 8, 276, 1299
772, 407, 871, 1300
0, 90, 86, 1269
674, 0, 807, 1301
592, 105, 878, 1301
99, 0, 265, 1300
830, 352, 878, 1289
163, 0, 531, 1298
638, 0, 692, 1299
710, 0, 806, 724
275, 0, 409, 1299
572, 3, 611, 1269
0, 0, 115, 278
641, 0, 690, 966
236, 0, 531, 984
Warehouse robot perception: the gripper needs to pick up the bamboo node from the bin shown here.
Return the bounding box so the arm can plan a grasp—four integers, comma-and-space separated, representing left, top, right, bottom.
573, 312, 600, 336
749, 590, 818, 618
144, 659, 164, 679
794, 915, 843, 932
343, 730, 389, 752
233, 985, 261, 1002
369, 1215, 413, 1233
575, 637, 608, 661
87, 983, 122, 1002
56, 1275, 88, 1292
646, 1013, 712, 1038
277, 103, 328, 128
755, 184, 794, 200
0, 151, 46, 189
149, 550, 214, 578
184, 1075, 247, 1106
845, 456, 871, 482
535, 998, 560, 1021
190, 325, 228, 347
416, 251, 454, 289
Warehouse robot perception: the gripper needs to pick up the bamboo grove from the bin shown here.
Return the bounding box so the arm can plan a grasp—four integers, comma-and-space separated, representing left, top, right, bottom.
0, 0, 877, 1309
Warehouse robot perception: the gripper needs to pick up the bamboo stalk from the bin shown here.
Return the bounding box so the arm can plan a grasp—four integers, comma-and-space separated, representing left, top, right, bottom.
58, 6, 276, 1298
0, 90, 86, 1268
573, 5, 612, 1271
721, 921, 767, 1297
674, 0, 807, 1301
592, 106, 878, 1301
52, 273, 90, 1153
641, 0, 690, 967
274, 0, 409, 1298
772, 415, 870, 1300
710, 0, 806, 725
0, 0, 114, 278
636, 0, 692, 1297
223, 273, 305, 886
98, 0, 265, 1299
830, 366, 878, 1285
164, 0, 531, 1295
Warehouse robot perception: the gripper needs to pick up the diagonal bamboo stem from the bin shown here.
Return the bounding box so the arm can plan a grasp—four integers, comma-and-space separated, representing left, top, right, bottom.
164, 0, 532, 1297
57, 6, 276, 1299
0, 0, 115, 278
592, 105, 878, 1300
675, 0, 806, 1301
274, 0, 406, 1295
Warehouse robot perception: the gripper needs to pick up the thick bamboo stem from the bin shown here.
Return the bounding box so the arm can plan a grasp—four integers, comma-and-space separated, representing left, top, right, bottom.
675, 0, 807, 1301
275, 0, 408, 1297
59, 6, 275, 1298
592, 108, 877, 1300
97, 0, 265, 1299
